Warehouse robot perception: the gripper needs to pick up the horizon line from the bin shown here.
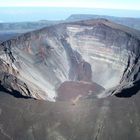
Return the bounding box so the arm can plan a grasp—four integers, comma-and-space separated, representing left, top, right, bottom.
0, 3, 140, 11
0, 6, 140, 11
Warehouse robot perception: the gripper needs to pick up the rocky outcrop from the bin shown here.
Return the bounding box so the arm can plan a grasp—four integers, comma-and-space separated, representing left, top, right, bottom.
0, 19, 140, 101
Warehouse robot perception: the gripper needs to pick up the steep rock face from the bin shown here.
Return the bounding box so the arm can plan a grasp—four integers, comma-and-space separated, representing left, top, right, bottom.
66, 20, 140, 96
0, 19, 140, 101
0, 29, 70, 101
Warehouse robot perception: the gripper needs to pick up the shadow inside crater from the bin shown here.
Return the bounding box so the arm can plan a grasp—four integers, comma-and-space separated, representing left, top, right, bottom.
0, 84, 32, 99
115, 80, 140, 98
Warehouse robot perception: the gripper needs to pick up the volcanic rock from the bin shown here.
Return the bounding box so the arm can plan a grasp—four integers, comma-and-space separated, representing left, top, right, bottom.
56, 81, 105, 101
0, 19, 140, 100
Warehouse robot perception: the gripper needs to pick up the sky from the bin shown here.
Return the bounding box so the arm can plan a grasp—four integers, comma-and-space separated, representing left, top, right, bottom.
0, 0, 140, 10
0, 0, 140, 22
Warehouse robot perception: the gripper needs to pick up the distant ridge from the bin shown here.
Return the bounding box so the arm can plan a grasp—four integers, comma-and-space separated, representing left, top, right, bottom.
66, 14, 140, 30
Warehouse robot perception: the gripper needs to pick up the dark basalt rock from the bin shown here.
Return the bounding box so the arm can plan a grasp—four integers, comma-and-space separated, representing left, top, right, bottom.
0, 90, 140, 140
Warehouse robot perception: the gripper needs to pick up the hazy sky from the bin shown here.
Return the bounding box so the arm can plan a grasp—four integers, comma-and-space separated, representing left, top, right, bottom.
0, 0, 140, 22
0, 0, 140, 10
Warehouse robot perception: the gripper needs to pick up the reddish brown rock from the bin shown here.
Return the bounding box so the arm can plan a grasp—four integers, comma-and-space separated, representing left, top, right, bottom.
56, 81, 105, 101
